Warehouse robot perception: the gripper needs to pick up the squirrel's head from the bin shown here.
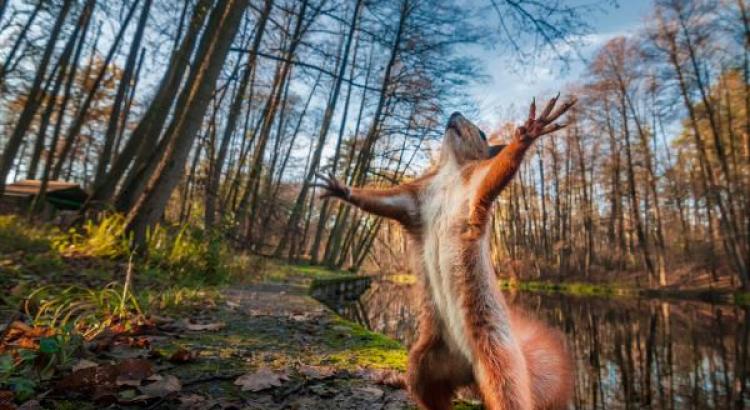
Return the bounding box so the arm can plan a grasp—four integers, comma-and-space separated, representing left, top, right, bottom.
440, 112, 504, 166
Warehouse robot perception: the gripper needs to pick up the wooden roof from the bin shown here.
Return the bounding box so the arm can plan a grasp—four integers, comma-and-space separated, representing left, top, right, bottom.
3, 180, 88, 209
4, 179, 82, 196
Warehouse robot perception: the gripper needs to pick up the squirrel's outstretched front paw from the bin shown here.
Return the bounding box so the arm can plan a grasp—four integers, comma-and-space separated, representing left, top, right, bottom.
515, 94, 577, 143
313, 172, 350, 200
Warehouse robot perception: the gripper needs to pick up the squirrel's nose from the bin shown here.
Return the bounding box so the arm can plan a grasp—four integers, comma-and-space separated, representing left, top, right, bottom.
448, 111, 463, 127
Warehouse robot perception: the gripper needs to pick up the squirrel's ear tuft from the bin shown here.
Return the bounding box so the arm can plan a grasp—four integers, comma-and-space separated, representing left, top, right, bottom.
488, 144, 506, 158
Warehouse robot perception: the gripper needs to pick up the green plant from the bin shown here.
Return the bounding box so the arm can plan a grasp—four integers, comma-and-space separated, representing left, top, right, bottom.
0, 328, 82, 402
26, 282, 144, 340
0, 215, 53, 254
53, 213, 130, 258
143, 224, 230, 285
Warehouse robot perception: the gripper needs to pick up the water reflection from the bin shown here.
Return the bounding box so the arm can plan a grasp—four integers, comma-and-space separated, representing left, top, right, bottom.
316, 277, 750, 409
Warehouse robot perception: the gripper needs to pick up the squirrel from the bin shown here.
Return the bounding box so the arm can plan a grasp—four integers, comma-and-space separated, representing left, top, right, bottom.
315, 95, 576, 410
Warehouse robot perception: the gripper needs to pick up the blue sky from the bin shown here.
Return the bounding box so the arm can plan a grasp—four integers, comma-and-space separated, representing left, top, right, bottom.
467, 0, 653, 128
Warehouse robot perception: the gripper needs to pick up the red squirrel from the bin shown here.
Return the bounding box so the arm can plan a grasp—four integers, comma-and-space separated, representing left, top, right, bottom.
315, 95, 576, 410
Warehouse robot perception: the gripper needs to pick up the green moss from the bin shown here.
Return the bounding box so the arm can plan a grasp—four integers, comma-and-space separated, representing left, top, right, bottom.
499, 279, 618, 296
320, 317, 407, 371
0, 215, 55, 254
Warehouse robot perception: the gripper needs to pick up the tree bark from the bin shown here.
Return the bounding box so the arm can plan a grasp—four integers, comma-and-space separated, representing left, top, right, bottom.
88, 0, 212, 206
204, 0, 273, 230
125, 0, 248, 247
0, 0, 72, 193
51, 0, 141, 180
93, 0, 152, 186
279, 0, 362, 261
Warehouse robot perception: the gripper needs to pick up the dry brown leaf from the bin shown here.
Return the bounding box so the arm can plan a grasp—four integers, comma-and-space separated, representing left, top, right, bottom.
56, 358, 154, 394
298, 364, 335, 380
168, 348, 196, 363
71, 359, 99, 372
182, 320, 225, 332
234, 368, 288, 392
139, 374, 181, 398
16, 399, 41, 410
176, 393, 206, 409
0, 390, 14, 410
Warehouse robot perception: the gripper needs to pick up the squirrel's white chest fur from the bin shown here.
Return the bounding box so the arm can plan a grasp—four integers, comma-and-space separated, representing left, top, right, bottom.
419, 160, 490, 361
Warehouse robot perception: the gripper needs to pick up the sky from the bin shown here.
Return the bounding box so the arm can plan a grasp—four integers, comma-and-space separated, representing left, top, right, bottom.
467, 0, 654, 128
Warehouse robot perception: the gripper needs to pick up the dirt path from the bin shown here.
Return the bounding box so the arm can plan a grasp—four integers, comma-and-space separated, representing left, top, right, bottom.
37, 277, 413, 410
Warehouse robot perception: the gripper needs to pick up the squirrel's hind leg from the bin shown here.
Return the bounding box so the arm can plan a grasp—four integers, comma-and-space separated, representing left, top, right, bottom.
407, 302, 473, 410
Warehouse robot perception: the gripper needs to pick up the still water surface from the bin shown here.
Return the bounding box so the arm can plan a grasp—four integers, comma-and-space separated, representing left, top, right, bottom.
315, 277, 750, 409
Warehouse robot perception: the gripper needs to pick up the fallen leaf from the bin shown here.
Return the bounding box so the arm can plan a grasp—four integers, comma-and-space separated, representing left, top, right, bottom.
139, 374, 181, 398
353, 386, 384, 399
181, 320, 225, 332
298, 364, 335, 380
176, 393, 206, 409
168, 348, 195, 363
0, 390, 14, 410
71, 359, 99, 372
16, 399, 41, 410
56, 358, 154, 394
234, 368, 288, 392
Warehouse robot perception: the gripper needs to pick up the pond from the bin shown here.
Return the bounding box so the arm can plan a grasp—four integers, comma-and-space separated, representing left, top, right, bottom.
313, 276, 750, 409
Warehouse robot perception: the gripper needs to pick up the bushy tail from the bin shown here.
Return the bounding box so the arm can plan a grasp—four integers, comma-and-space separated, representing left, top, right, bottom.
510, 311, 574, 410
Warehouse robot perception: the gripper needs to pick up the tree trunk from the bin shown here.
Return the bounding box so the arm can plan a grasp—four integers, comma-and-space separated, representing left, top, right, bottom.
0, 0, 42, 90
280, 0, 362, 261
26, 0, 94, 180
204, 0, 273, 230
52, 0, 141, 180
0, 0, 72, 193
88, 0, 212, 206
93, 0, 152, 186
125, 0, 248, 247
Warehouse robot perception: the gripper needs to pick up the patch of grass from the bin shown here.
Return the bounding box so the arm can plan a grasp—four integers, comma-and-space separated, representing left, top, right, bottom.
292, 264, 351, 280
144, 286, 222, 312
321, 317, 407, 371
256, 259, 353, 285
0, 215, 54, 254
499, 278, 618, 296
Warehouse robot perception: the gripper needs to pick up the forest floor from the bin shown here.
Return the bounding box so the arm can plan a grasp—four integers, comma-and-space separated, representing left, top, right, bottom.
0, 216, 425, 409
1, 264, 418, 409
17, 274, 414, 409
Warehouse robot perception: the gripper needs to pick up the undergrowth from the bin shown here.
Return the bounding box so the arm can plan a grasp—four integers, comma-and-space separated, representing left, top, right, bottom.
0, 214, 243, 401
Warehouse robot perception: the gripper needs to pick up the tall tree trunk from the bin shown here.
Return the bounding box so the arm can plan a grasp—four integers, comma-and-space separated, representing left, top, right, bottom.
93, 0, 152, 186
0, 0, 42, 90
0, 0, 72, 193
27, 0, 94, 180
661, 20, 750, 288
618, 94, 656, 283
310, 12, 362, 263
88, 0, 212, 206
204, 0, 273, 230
279, 0, 362, 261
32, 10, 92, 213
125, 0, 248, 247
114, 47, 146, 156
52, 0, 141, 180
242, 0, 315, 246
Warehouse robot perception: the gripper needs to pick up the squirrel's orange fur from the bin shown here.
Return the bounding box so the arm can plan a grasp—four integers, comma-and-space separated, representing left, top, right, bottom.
315, 96, 576, 410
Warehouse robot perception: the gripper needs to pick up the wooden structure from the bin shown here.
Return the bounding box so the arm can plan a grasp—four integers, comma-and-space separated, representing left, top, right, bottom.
0, 179, 88, 214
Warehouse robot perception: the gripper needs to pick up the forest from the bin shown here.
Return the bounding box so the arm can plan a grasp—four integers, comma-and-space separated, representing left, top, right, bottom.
0, 0, 749, 409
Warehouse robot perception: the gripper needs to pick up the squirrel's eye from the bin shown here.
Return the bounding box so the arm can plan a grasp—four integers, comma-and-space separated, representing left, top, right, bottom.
479, 130, 486, 141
